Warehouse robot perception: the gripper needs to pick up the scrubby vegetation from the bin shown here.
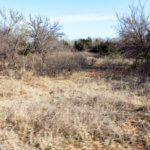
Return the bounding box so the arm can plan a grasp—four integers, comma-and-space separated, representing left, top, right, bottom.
0, 57, 149, 150
74, 38, 117, 57
0, 2, 150, 150
74, 37, 92, 51
0, 9, 89, 77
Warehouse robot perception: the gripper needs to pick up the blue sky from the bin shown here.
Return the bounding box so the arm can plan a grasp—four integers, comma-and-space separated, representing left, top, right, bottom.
0, 0, 150, 40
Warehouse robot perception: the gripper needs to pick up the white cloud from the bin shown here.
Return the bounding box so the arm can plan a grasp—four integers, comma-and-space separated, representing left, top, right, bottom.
51, 14, 116, 23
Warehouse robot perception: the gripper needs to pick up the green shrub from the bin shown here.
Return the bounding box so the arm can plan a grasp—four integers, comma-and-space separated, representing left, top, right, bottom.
90, 40, 117, 56
18, 43, 32, 56
74, 37, 92, 51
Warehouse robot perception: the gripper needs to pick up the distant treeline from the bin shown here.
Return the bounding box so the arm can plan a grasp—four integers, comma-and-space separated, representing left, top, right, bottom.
73, 37, 118, 57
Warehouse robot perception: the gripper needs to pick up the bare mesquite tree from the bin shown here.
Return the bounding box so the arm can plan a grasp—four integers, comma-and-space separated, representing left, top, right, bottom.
28, 16, 63, 62
0, 9, 25, 63
117, 3, 150, 64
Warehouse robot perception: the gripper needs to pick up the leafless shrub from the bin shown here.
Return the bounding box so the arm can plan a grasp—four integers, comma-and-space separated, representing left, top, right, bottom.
117, 2, 150, 64
5, 51, 89, 77
28, 16, 63, 62
0, 9, 25, 66
33, 52, 88, 76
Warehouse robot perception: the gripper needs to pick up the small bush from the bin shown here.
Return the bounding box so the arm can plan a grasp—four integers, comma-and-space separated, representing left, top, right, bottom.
74, 37, 92, 51
139, 62, 150, 79
90, 41, 117, 56
33, 52, 89, 76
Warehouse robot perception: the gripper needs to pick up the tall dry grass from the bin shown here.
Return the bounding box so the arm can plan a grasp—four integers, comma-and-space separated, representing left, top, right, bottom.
0, 69, 149, 150
0, 51, 89, 78
0, 56, 149, 149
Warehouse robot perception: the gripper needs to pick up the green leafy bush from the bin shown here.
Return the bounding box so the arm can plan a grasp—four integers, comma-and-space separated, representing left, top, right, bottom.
74, 37, 92, 51
90, 40, 117, 56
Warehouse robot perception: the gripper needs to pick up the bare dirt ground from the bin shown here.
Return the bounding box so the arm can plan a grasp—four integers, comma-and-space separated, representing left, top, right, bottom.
0, 57, 149, 150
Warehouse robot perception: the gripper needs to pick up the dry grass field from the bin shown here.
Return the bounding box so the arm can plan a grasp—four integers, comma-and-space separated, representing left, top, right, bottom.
0, 57, 149, 150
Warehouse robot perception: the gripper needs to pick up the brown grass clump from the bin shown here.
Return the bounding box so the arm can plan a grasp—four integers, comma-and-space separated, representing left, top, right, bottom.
0, 51, 89, 78
0, 56, 149, 150
33, 51, 89, 77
